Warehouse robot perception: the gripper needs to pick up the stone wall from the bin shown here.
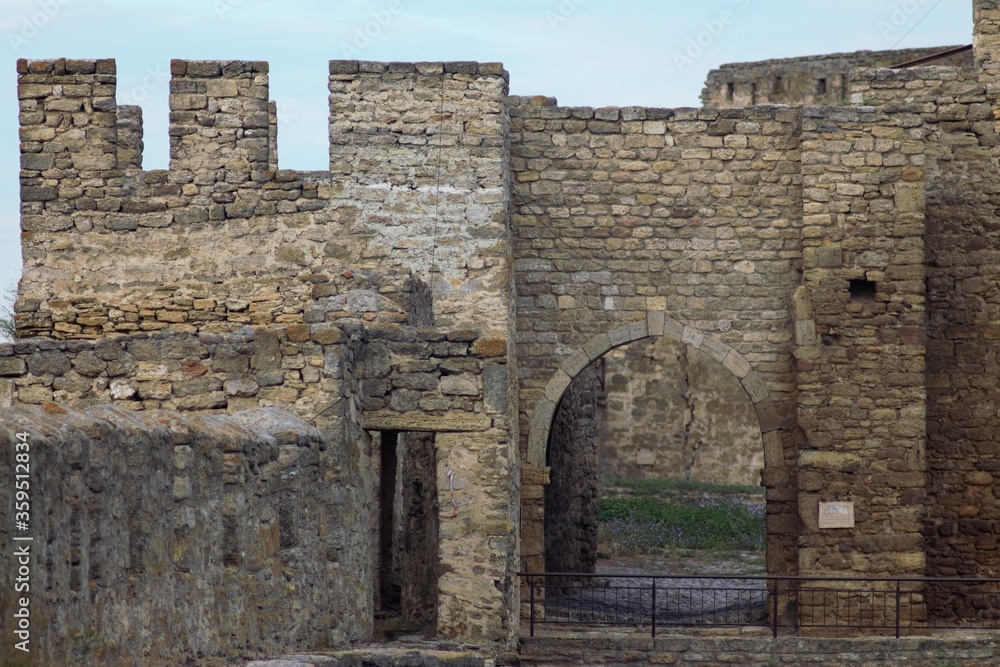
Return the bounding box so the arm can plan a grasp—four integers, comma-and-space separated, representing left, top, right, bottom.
0, 404, 353, 666
848, 35, 1000, 599
17, 58, 511, 339
16, 55, 521, 647
20, 6, 1000, 655
703, 45, 973, 108
599, 339, 762, 486
0, 319, 518, 647
794, 104, 928, 610
397, 432, 439, 630
510, 99, 802, 576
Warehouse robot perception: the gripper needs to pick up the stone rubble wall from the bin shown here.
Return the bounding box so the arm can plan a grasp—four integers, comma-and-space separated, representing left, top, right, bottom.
0, 404, 352, 666
16, 57, 520, 647
704, 45, 972, 108
0, 318, 518, 646
509, 98, 803, 576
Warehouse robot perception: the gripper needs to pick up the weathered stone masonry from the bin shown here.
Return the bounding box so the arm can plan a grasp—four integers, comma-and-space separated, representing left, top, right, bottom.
509, 100, 802, 578
8, 56, 520, 665
12, 3, 1000, 662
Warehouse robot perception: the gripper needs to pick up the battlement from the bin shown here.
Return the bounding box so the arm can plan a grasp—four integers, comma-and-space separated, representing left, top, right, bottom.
16, 57, 513, 341
18, 57, 509, 178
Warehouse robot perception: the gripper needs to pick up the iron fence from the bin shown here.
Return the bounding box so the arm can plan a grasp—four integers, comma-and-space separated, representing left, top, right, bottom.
520, 573, 1000, 638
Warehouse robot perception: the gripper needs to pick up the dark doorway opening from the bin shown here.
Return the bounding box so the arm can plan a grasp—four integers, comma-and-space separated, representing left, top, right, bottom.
374, 431, 440, 638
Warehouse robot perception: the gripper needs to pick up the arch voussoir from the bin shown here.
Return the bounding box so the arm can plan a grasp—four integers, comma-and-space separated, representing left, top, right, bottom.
525, 315, 785, 469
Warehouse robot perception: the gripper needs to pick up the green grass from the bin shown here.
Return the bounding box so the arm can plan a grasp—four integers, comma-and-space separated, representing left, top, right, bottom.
597, 477, 766, 556
601, 477, 764, 497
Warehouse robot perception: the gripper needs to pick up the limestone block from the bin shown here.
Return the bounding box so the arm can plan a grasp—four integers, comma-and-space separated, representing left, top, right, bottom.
582, 334, 612, 361
559, 348, 590, 377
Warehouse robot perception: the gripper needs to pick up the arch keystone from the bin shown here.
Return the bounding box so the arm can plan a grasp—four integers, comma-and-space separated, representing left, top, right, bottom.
647, 311, 665, 336
625, 319, 648, 341
663, 317, 683, 339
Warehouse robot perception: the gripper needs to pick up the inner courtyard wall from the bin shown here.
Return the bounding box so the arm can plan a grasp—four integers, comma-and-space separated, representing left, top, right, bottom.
599, 338, 762, 486
0, 404, 354, 666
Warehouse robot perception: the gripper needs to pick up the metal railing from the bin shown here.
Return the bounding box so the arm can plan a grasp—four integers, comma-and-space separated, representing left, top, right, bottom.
521, 573, 1000, 638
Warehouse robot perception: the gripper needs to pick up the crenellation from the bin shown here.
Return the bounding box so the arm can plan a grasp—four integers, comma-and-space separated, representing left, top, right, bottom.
168, 59, 272, 174
704, 46, 974, 108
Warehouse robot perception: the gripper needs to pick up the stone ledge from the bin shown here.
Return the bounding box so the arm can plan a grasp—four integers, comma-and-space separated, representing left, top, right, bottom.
362, 410, 491, 432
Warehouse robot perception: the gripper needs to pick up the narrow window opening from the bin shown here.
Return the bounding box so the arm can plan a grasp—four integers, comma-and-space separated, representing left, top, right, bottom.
817, 78, 828, 95
849, 279, 877, 302
726, 82, 735, 102
772, 75, 783, 95
751, 83, 758, 105
841, 73, 849, 102
377, 430, 401, 617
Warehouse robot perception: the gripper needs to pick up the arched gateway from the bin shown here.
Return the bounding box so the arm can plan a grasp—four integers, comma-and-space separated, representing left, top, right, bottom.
519, 312, 787, 582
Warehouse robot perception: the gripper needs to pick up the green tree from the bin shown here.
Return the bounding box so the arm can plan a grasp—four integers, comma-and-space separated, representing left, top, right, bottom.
0, 282, 16, 341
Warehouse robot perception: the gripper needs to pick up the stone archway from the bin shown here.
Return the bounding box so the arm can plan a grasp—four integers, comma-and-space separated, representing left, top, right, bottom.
520, 311, 786, 582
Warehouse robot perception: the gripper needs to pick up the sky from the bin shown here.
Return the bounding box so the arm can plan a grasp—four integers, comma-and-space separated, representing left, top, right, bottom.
0, 0, 975, 306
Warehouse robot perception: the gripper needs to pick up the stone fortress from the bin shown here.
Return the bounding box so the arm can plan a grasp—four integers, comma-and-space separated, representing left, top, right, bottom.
7, 2, 1000, 665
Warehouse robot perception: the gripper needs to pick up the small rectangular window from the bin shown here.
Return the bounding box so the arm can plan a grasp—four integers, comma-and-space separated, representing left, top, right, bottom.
772, 75, 783, 94
849, 279, 876, 302
817, 78, 827, 95
751, 83, 758, 105
726, 82, 735, 102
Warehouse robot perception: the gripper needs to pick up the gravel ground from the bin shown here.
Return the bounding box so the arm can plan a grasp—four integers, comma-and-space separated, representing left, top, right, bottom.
539, 552, 768, 628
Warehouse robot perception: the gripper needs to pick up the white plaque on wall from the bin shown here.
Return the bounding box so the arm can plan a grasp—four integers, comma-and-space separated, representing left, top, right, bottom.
818, 501, 855, 529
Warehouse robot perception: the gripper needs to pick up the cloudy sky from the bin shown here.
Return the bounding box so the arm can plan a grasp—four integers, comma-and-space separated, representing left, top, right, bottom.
0, 0, 974, 301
